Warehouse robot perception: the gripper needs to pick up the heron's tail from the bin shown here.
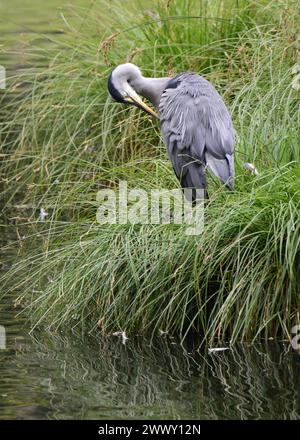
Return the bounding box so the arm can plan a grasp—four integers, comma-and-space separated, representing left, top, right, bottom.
205, 152, 234, 190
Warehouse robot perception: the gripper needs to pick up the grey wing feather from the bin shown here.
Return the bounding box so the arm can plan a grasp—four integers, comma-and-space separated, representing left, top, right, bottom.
159, 73, 235, 194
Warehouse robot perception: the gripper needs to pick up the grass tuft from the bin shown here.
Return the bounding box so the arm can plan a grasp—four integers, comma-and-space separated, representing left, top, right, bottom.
1, 0, 299, 343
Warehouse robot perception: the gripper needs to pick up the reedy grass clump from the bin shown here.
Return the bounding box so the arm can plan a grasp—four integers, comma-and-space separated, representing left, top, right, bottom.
1, 0, 300, 342
2, 165, 300, 342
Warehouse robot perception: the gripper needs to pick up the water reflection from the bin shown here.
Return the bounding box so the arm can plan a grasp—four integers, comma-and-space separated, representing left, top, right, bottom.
0, 328, 299, 420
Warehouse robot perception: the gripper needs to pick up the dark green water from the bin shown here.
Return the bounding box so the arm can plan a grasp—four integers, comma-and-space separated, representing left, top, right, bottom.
1, 297, 300, 420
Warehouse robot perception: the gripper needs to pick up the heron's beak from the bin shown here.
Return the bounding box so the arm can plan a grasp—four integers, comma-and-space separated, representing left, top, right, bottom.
125, 90, 159, 119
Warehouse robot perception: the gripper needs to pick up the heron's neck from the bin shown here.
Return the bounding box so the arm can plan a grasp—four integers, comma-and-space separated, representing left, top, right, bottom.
133, 76, 170, 108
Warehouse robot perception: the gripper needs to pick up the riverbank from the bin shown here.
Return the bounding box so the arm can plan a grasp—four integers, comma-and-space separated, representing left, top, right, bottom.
0, 0, 299, 343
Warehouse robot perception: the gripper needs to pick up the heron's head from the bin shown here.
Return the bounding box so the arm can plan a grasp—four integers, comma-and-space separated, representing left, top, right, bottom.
108, 63, 158, 118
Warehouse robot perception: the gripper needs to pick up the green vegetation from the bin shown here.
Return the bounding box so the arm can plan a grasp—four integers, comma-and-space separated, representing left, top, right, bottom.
1, 0, 299, 343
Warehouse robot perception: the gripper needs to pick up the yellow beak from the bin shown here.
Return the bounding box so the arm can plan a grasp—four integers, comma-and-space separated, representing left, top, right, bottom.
125, 93, 159, 120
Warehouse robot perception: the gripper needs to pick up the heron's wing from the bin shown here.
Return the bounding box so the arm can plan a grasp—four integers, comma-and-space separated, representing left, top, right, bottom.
159, 74, 235, 191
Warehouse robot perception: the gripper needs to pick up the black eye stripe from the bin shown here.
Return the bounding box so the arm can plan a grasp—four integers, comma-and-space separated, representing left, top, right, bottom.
107, 72, 126, 103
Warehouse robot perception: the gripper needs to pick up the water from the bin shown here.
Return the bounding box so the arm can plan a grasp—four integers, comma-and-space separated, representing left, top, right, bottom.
1, 0, 300, 421
1, 301, 300, 420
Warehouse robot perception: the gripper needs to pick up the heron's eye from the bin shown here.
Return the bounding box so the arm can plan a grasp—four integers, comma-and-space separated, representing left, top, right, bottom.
127, 79, 131, 84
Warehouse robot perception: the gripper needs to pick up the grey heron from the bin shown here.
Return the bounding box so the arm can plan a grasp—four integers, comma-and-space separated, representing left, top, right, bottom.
108, 63, 235, 199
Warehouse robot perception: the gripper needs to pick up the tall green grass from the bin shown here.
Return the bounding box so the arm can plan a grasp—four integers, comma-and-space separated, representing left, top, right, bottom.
1, 0, 299, 343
